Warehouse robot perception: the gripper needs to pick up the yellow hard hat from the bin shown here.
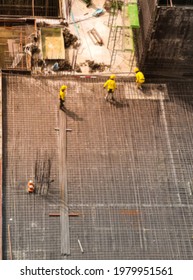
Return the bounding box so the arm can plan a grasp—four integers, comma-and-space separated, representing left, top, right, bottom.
134, 67, 139, 73
110, 74, 116, 79
61, 85, 67, 89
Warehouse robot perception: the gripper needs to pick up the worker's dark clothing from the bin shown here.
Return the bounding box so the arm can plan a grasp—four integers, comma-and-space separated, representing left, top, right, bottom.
60, 98, 65, 109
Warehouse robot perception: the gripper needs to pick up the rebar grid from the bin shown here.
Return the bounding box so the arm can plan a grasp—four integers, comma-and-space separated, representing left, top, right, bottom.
142, 7, 193, 78
0, 0, 59, 17
2, 74, 193, 259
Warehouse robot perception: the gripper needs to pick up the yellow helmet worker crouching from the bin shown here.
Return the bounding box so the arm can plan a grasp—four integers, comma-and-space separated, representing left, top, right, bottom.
134, 67, 145, 90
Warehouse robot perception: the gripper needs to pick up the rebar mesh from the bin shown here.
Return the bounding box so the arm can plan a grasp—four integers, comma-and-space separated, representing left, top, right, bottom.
159, 0, 193, 5
2, 74, 193, 259
143, 7, 193, 78
0, 0, 59, 17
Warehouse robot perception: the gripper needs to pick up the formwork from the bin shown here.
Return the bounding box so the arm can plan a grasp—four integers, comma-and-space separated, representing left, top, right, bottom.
2, 73, 193, 259
134, 0, 157, 67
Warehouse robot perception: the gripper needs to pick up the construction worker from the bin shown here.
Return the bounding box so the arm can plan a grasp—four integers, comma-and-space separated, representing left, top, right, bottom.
103, 74, 117, 102
134, 67, 145, 90
59, 85, 67, 109
28, 180, 35, 193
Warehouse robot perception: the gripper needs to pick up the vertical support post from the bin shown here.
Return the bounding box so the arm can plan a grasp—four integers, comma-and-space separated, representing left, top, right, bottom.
46, 0, 49, 16
20, 29, 23, 69
32, 0, 35, 17
59, 0, 67, 20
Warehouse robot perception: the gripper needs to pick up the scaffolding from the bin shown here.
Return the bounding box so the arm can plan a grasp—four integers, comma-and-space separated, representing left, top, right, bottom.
107, 0, 137, 70
0, 21, 35, 70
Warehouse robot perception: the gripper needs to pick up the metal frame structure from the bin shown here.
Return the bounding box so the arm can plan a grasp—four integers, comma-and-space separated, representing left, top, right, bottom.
107, 0, 135, 70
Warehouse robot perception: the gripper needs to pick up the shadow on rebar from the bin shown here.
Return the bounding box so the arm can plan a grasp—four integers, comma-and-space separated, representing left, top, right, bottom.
109, 99, 130, 108
60, 107, 83, 121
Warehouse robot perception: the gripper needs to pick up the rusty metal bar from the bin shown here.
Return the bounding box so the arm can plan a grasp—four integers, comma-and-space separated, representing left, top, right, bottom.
8, 224, 12, 260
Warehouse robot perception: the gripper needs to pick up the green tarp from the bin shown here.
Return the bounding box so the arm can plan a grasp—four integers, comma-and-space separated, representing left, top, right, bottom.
128, 4, 140, 28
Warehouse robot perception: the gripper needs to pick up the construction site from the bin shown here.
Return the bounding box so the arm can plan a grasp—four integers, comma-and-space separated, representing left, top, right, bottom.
1, 0, 193, 260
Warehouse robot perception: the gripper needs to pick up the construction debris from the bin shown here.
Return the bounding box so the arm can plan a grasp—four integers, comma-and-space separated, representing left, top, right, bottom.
58, 60, 72, 71
63, 28, 78, 48
104, 0, 124, 12
59, 19, 69, 27
74, 64, 82, 73
37, 21, 53, 28
50, 59, 81, 73
87, 60, 109, 72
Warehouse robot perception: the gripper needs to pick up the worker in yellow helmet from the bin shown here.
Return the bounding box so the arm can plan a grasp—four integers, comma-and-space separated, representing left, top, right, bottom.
134, 67, 145, 90
103, 74, 117, 102
59, 85, 67, 109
